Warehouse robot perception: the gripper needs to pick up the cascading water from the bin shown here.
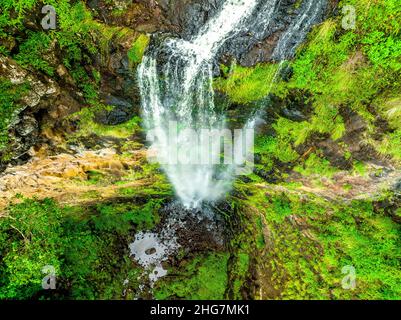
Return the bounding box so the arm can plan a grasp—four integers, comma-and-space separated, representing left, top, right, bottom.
138, 0, 326, 209
272, 0, 326, 60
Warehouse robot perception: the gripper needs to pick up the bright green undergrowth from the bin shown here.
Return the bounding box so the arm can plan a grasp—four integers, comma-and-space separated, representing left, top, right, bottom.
153, 253, 229, 300
128, 34, 150, 65
234, 184, 401, 300
0, 1, 148, 155
0, 197, 163, 299
215, 63, 280, 103
14, 32, 55, 76
217, 0, 401, 163
1, 0, 143, 108
68, 105, 142, 140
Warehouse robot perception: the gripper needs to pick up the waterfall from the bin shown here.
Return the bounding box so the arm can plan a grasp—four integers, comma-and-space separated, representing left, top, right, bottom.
272, 0, 326, 60
138, 0, 326, 209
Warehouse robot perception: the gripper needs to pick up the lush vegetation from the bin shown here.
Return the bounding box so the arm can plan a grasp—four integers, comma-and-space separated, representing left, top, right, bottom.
217, 0, 401, 174
128, 34, 150, 65
0, 198, 163, 299
153, 253, 229, 300
0, 0, 400, 301
218, 0, 401, 299
1, 0, 141, 137
231, 181, 401, 299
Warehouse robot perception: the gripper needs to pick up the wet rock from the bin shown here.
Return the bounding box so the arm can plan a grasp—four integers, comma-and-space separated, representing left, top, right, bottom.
394, 180, 401, 193
127, 200, 227, 295
219, 0, 329, 65
15, 115, 38, 137
88, 0, 169, 32
95, 95, 135, 125
127, 201, 224, 290
254, 167, 282, 184
103, 0, 330, 67
0, 55, 60, 170
238, 32, 283, 67
87, 28, 141, 126
281, 107, 307, 122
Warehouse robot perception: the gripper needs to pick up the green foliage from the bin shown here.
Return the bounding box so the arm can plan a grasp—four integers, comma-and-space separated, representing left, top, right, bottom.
294, 153, 338, 178
231, 252, 250, 298
0, 197, 163, 299
353, 161, 367, 176
363, 32, 401, 71
235, 184, 401, 299
379, 97, 401, 129
0, 198, 63, 299
67, 105, 141, 140
14, 32, 54, 76
153, 253, 229, 300
317, 200, 401, 299
358, 0, 401, 71
253, 118, 303, 173
93, 201, 161, 233
377, 129, 401, 160
0, 0, 37, 36
1, 1, 134, 105
216, 0, 401, 162
214, 63, 280, 103
255, 133, 298, 166
128, 34, 149, 65
85, 170, 105, 185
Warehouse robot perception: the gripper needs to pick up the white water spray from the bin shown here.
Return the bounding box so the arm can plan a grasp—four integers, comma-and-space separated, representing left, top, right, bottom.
138, 0, 326, 208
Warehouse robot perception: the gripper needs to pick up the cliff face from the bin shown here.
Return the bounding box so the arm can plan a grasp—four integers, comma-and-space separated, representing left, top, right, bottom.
0, 0, 400, 300
0, 0, 331, 173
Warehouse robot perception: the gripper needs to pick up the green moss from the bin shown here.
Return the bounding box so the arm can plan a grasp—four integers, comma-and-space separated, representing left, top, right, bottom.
6, 1, 136, 104
294, 153, 338, 178
215, 0, 401, 163
353, 161, 368, 176
0, 0, 37, 36
93, 201, 161, 233
0, 78, 30, 152
85, 170, 105, 185
377, 129, 401, 161
231, 253, 250, 298
153, 253, 229, 300
68, 106, 141, 140
255, 133, 298, 165
128, 34, 150, 65
0, 196, 168, 299
14, 31, 54, 76
0, 198, 64, 299
214, 62, 280, 103
232, 182, 401, 299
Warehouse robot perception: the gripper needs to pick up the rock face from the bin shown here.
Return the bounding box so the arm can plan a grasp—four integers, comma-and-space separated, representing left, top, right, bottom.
153, 0, 329, 65
0, 55, 60, 171
0, 8, 141, 172
96, 95, 136, 125
0, 56, 59, 111
0, 0, 331, 171
93, 0, 329, 65
223, 0, 328, 65
87, 0, 172, 32
0, 148, 146, 209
